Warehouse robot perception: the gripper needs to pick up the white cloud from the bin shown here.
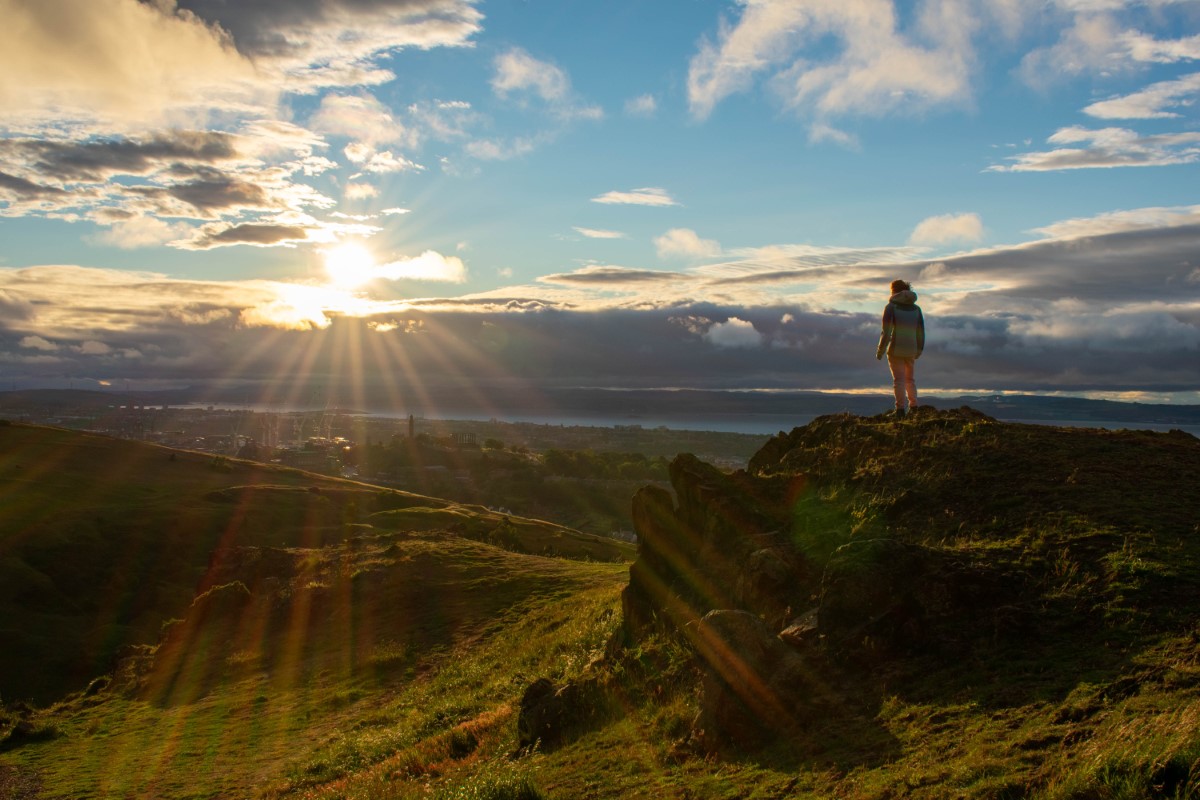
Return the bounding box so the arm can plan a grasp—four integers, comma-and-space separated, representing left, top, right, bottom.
183, 0, 483, 95
704, 317, 761, 348
377, 251, 468, 282
344, 183, 379, 200
688, 0, 976, 121
574, 227, 627, 239
89, 214, 195, 249
808, 122, 860, 149
990, 127, 1200, 171
1021, 305, 1200, 352
0, 0, 269, 131
489, 47, 602, 123
625, 94, 658, 116
1019, 14, 1129, 88
1122, 30, 1200, 63
19, 335, 57, 351
492, 48, 570, 103
591, 187, 679, 207
540, 266, 685, 285
655, 228, 722, 260
1031, 204, 1200, 239
1020, 14, 1200, 89
465, 137, 540, 161
345, 142, 374, 163
359, 151, 424, 174
707, 243, 923, 275
0, 0, 480, 252
1084, 71, 1200, 119
310, 94, 411, 147
76, 340, 112, 356
909, 213, 984, 246
688, 1, 808, 120
312, 95, 424, 173
407, 99, 481, 142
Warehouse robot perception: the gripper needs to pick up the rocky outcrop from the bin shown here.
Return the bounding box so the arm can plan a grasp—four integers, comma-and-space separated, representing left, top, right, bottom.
621, 454, 806, 640
687, 610, 833, 751
617, 410, 1045, 748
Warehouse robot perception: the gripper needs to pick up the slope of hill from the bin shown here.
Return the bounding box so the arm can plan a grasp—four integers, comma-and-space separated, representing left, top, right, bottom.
2, 409, 1199, 799
0, 422, 630, 705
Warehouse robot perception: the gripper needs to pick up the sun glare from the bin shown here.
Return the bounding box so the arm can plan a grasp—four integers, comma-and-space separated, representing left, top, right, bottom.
323, 243, 378, 289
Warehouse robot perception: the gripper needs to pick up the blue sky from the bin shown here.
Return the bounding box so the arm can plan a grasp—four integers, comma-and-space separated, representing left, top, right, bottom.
0, 0, 1198, 406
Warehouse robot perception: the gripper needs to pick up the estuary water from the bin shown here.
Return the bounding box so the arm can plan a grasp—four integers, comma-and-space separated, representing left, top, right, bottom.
179, 403, 1200, 439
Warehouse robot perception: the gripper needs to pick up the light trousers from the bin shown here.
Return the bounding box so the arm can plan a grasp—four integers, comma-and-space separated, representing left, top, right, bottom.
887, 356, 918, 410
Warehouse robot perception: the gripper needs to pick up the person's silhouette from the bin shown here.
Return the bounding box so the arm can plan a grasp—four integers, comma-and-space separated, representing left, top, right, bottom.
876, 279, 925, 417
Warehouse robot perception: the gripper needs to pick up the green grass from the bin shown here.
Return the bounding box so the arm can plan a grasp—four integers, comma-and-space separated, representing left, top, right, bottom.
2, 533, 626, 798
0, 423, 629, 705
3, 413, 1200, 798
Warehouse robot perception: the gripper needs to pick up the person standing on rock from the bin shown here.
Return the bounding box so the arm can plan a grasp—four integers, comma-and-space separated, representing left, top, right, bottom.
876, 279, 925, 418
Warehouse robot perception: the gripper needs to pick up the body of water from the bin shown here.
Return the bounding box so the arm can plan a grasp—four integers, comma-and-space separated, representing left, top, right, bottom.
183, 402, 1200, 439
471, 413, 1200, 439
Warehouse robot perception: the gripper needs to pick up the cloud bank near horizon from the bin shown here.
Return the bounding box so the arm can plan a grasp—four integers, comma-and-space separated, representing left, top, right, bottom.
2, 212, 1197, 398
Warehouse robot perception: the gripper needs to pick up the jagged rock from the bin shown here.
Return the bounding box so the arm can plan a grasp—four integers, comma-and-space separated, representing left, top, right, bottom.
623, 456, 807, 642
687, 610, 827, 751
736, 547, 798, 630
779, 609, 820, 648
622, 485, 701, 638
670, 455, 782, 563
516, 677, 607, 750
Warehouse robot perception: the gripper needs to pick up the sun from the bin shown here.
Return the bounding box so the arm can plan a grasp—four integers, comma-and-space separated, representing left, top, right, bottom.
323, 243, 378, 289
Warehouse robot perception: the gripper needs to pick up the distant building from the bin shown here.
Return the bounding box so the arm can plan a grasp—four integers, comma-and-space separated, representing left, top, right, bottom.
277, 447, 339, 473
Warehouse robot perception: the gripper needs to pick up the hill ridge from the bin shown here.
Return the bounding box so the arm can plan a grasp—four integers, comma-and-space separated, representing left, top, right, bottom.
0, 421, 630, 705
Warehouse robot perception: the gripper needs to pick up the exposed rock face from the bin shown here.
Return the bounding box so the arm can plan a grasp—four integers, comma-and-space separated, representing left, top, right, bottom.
622, 454, 806, 641
617, 455, 830, 750
687, 610, 830, 751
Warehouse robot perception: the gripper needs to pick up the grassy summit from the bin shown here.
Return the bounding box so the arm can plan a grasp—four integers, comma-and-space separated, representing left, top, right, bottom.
2, 410, 1199, 799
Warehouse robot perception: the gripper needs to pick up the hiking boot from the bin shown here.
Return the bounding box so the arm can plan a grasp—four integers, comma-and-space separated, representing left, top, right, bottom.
889, 407, 907, 419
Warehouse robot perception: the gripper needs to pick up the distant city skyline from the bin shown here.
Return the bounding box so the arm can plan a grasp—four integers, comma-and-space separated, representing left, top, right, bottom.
1, 0, 1198, 404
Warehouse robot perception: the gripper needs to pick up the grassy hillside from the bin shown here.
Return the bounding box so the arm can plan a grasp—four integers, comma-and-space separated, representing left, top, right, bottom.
2, 530, 626, 799
3, 410, 1200, 799
0, 422, 630, 705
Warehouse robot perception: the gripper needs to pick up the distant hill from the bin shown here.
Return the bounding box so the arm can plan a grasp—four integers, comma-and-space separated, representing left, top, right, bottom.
2, 409, 1199, 799
4, 386, 1200, 430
